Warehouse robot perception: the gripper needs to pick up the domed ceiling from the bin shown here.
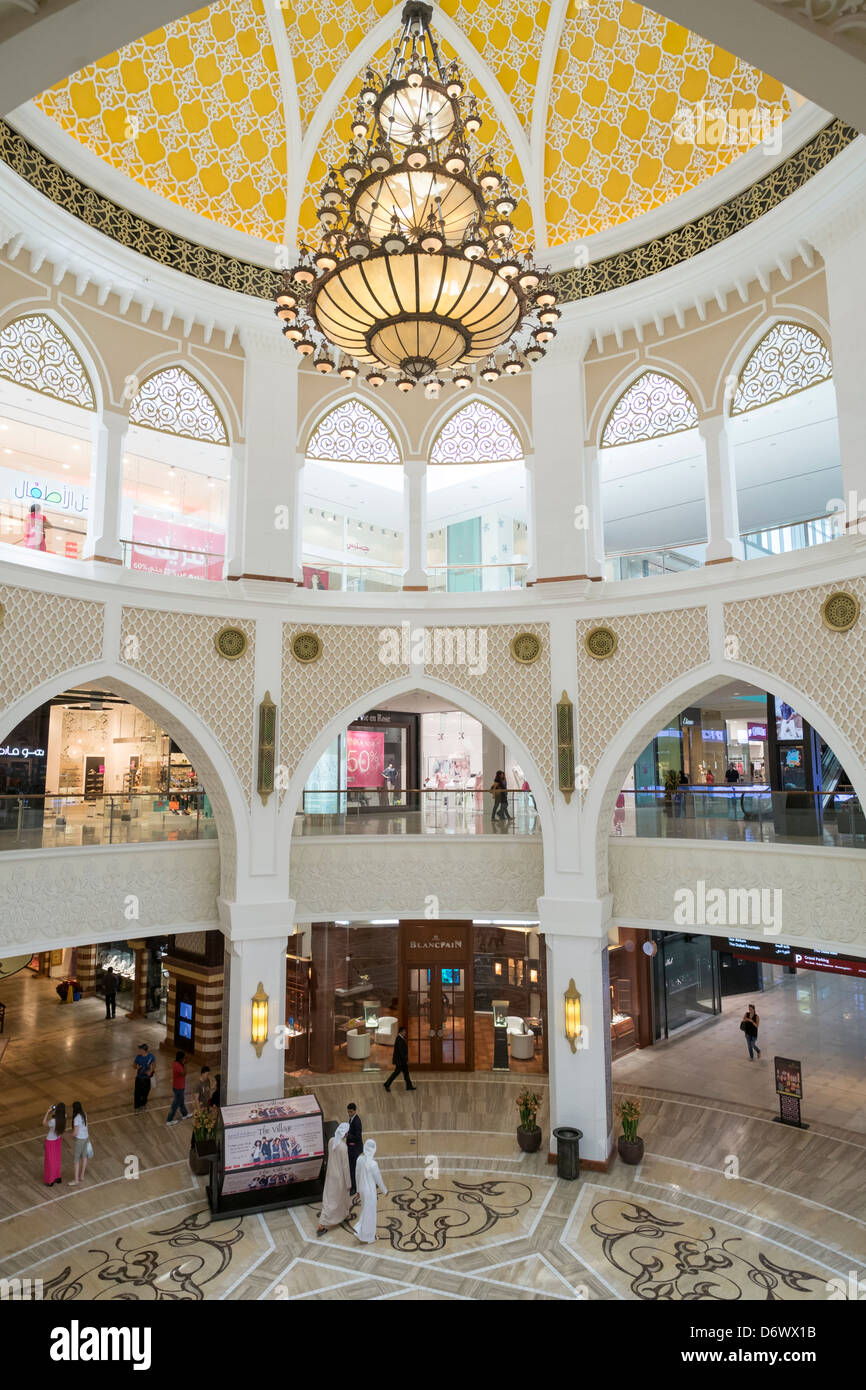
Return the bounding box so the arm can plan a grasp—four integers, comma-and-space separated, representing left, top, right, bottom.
26, 0, 800, 255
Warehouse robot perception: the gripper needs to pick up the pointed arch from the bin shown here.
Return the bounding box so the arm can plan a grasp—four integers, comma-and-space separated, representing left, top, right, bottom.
304, 397, 402, 465
429, 399, 524, 466
600, 370, 699, 448
731, 321, 833, 416
0, 312, 96, 410
128, 366, 228, 444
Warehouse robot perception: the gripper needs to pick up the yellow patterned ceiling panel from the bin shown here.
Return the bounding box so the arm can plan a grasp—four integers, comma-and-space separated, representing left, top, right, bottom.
34, 0, 287, 242
280, 0, 396, 134
544, 0, 791, 245
438, 0, 550, 132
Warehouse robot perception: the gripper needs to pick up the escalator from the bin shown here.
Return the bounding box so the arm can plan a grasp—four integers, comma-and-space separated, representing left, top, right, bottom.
821, 743, 841, 812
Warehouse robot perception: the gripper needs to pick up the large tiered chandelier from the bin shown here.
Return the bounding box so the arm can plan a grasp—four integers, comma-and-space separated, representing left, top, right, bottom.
274, 1, 559, 396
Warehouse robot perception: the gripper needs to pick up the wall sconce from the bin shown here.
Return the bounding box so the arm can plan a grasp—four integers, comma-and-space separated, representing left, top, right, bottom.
494, 961, 502, 976
564, 978, 582, 1054
251, 981, 269, 1057
530, 967, 538, 985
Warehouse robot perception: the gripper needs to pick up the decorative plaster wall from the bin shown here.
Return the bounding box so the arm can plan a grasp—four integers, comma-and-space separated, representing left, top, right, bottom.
0, 583, 104, 719
576, 606, 710, 791
291, 837, 543, 919
609, 838, 866, 954
423, 622, 554, 794
724, 577, 866, 763
0, 843, 219, 951
120, 606, 256, 802
279, 623, 410, 790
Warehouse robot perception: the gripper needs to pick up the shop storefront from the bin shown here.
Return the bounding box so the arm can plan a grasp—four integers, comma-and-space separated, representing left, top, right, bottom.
95, 941, 136, 1006
292, 920, 546, 1075
650, 930, 721, 1039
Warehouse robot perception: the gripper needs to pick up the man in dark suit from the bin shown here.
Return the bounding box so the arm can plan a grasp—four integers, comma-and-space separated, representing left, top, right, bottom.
346, 1102, 363, 1196
383, 1027, 417, 1093
102, 966, 117, 1020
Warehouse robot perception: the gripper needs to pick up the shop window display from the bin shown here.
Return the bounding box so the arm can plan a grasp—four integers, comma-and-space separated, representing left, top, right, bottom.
96, 943, 135, 1005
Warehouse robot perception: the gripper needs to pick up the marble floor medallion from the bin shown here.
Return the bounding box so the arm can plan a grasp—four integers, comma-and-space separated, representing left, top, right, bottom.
565, 1186, 842, 1302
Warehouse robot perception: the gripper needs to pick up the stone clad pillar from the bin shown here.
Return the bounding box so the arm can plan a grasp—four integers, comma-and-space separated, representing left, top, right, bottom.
85, 407, 127, 564
700, 413, 740, 563
403, 457, 428, 590
540, 896, 614, 1168
219, 900, 292, 1104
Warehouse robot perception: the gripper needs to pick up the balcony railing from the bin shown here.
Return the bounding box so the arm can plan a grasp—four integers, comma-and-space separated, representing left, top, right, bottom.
0, 792, 217, 850
293, 787, 540, 836
606, 513, 839, 582
120, 539, 225, 580
427, 562, 528, 592
611, 785, 865, 848
299, 560, 403, 592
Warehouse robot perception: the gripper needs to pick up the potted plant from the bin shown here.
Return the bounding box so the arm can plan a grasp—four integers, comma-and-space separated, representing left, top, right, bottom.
516, 1088, 543, 1153
617, 1097, 644, 1164
189, 1104, 218, 1176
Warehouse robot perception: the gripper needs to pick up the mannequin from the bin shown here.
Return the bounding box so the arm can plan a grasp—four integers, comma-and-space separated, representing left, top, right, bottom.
317, 1122, 352, 1235
353, 1139, 387, 1243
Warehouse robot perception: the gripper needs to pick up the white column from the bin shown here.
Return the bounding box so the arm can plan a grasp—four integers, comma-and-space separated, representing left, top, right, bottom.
403, 456, 427, 589
541, 897, 613, 1165
85, 407, 127, 563
700, 413, 740, 563
815, 204, 866, 528
529, 329, 602, 584
226, 440, 247, 578
219, 900, 292, 1104
233, 329, 300, 583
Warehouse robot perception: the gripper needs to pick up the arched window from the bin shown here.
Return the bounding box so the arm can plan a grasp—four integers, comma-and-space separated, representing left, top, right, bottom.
732, 323, 833, 415
306, 399, 400, 465
601, 371, 698, 447
0, 313, 95, 409
302, 399, 403, 592
128, 366, 228, 444
430, 401, 523, 465
427, 402, 527, 592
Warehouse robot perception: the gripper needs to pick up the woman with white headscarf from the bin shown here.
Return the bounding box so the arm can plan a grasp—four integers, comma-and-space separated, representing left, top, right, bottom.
317, 1122, 352, 1235
353, 1139, 387, 1244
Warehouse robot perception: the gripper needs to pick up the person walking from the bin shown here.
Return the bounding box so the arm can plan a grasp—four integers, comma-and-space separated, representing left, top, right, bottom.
353, 1139, 387, 1244
42, 1102, 66, 1186
132, 1042, 156, 1111
740, 1003, 762, 1059
70, 1101, 91, 1185
197, 1065, 214, 1108
102, 966, 117, 1020
383, 1026, 417, 1093
490, 770, 512, 822
725, 763, 741, 819
317, 1122, 352, 1235
346, 1102, 363, 1197
166, 1051, 190, 1124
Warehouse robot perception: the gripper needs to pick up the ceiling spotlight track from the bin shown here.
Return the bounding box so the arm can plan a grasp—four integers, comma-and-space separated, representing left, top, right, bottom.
274, 0, 557, 393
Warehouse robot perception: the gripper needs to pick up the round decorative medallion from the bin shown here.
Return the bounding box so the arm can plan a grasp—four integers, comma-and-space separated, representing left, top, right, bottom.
509, 632, 543, 665
214, 626, 248, 660
291, 631, 323, 664
585, 626, 618, 660
821, 591, 860, 633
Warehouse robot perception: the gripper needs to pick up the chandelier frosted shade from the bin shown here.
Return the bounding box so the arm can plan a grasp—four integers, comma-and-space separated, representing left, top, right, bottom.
310, 249, 523, 378
376, 78, 456, 146
353, 166, 482, 243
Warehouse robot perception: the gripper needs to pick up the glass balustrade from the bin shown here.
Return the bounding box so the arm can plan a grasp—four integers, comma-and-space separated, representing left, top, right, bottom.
0, 792, 217, 850
293, 788, 541, 837
610, 785, 865, 848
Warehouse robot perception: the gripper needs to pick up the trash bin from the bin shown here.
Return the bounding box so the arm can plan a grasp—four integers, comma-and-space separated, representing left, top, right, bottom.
552, 1126, 582, 1180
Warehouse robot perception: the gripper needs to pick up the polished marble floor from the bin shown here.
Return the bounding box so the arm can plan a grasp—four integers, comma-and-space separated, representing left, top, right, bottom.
1, 971, 863, 1300
614, 973, 866, 1133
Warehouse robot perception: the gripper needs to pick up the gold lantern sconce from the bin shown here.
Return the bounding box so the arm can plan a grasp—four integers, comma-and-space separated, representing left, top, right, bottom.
564, 978, 582, 1054
251, 981, 269, 1058
257, 691, 277, 807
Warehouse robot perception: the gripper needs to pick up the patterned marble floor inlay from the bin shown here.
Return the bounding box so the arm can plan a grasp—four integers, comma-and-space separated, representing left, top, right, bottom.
293, 1168, 554, 1260
564, 1185, 843, 1302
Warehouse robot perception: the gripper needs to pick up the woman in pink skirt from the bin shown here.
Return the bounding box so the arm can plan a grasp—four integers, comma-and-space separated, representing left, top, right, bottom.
42, 1102, 66, 1185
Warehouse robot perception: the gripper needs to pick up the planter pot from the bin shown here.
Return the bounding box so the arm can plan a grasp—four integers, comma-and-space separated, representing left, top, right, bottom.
617, 1135, 644, 1165
517, 1125, 542, 1153
189, 1139, 216, 1176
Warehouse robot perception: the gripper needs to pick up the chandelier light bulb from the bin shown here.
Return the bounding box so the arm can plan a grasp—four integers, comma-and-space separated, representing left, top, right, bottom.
534, 325, 556, 345
518, 268, 540, 293
338, 358, 359, 379
366, 369, 386, 388
396, 376, 415, 392
274, 303, 297, 322
453, 367, 473, 389
295, 335, 316, 355
480, 359, 500, 382
503, 353, 524, 375
536, 289, 556, 309
282, 323, 304, 342
539, 307, 561, 326
524, 343, 545, 362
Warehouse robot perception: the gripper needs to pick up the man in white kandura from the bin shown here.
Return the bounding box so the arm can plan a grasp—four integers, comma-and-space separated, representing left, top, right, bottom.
353, 1139, 387, 1244
317, 1122, 352, 1236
